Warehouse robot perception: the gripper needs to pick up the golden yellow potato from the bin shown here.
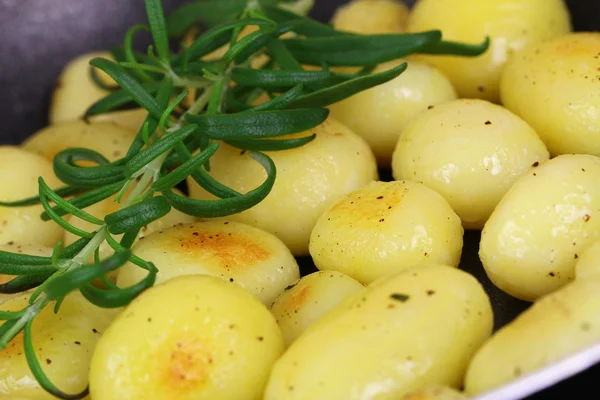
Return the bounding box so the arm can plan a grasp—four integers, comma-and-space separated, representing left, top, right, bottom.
480, 155, 600, 302
0, 243, 52, 304
90, 275, 284, 400
329, 59, 457, 165
310, 180, 463, 284
0, 147, 64, 247
88, 108, 148, 133
117, 221, 299, 306
500, 33, 600, 156
392, 99, 549, 229
270, 271, 364, 346
23, 120, 136, 163
265, 264, 493, 400
49, 51, 117, 124
0, 292, 119, 399
406, 0, 572, 102
574, 239, 600, 280
401, 385, 468, 400
187, 118, 378, 256
331, 0, 410, 34
464, 277, 600, 394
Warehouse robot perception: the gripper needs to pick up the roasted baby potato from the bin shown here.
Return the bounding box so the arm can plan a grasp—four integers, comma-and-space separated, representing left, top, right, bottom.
0, 147, 64, 247
117, 221, 300, 306
310, 180, 463, 284
90, 275, 284, 400
187, 118, 378, 256
407, 0, 572, 102
329, 59, 457, 165
574, 239, 600, 280
265, 264, 493, 400
465, 277, 600, 394
0, 292, 119, 399
500, 33, 600, 157
87, 108, 148, 134
480, 155, 600, 301
331, 0, 410, 34
401, 385, 468, 400
270, 271, 364, 346
392, 99, 549, 229
49, 51, 116, 124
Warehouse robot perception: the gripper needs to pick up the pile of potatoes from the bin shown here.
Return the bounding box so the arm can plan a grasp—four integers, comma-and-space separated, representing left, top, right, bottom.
1, 0, 600, 399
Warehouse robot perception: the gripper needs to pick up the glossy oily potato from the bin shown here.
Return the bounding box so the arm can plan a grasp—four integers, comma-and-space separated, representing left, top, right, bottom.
392, 99, 549, 230
500, 33, 600, 157
309, 180, 463, 284
22, 120, 137, 163
270, 271, 364, 346
187, 118, 378, 256
574, 239, 600, 280
406, 0, 572, 102
49, 51, 116, 124
465, 278, 600, 395
401, 385, 468, 400
480, 155, 600, 302
0, 292, 119, 399
117, 221, 300, 306
89, 275, 284, 400
0, 147, 64, 247
329, 59, 457, 165
331, 0, 410, 34
264, 264, 493, 400
0, 243, 52, 304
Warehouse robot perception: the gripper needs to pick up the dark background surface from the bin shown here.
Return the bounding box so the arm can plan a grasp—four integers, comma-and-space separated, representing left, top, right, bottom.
0, 0, 598, 398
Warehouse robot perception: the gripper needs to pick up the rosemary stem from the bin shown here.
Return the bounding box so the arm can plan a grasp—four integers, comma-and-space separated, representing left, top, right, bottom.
187, 87, 214, 115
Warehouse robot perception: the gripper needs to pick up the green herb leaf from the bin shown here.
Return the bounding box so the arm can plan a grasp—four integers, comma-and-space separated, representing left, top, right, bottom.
0, 272, 54, 294
231, 68, 336, 88
53, 149, 126, 188
145, 0, 171, 66
0, 186, 86, 208
105, 196, 172, 235
260, 4, 345, 37
38, 178, 104, 226
244, 84, 304, 112
226, 134, 316, 151
166, 0, 247, 36
124, 24, 153, 82
420, 36, 491, 56
84, 82, 161, 118
267, 38, 303, 70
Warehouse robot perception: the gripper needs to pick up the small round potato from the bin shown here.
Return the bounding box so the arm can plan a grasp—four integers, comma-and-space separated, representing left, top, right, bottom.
264, 265, 493, 400
464, 277, 600, 395
49, 51, 117, 124
117, 221, 299, 306
500, 33, 600, 157
574, 239, 600, 280
401, 386, 468, 400
0, 292, 119, 399
0, 243, 52, 304
270, 271, 364, 346
89, 275, 284, 400
406, 0, 572, 102
23, 120, 137, 163
88, 108, 148, 134
0, 147, 64, 247
331, 0, 410, 34
329, 59, 457, 165
392, 99, 549, 229
187, 118, 378, 256
310, 180, 463, 284
480, 155, 600, 302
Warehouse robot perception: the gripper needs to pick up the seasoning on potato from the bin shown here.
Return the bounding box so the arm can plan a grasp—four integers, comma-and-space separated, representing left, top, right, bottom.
464, 277, 600, 395
392, 99, 549, 230
331, 0, 410, 34
480, 154, 600, 302
406, 0, 572, 102
0, 292, 119, 399
270, 271, 364, 346
574, 239, 600, 281
500, 33, 600, 157
310, 180, 463, 284
265, 264, 493, 400
117, 221, 300, 306
22, 120, 137, 163
90, 275, 284, 400
329, 59, 457, 165
0, 146, 64, 247
187, 118, 379, 256
49, 51, 117, 124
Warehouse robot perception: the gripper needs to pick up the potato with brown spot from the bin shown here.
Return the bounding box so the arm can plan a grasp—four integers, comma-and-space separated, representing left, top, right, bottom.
331, 0, 410, 34
0, 147, 64, 247
0, 243, 52, 304
117, 221, 299, 305
187, 117, 378, 256
0, 292, 118, 399
89, 275, 284, 400
270, 271, 364, 346
309, 181, 463, 284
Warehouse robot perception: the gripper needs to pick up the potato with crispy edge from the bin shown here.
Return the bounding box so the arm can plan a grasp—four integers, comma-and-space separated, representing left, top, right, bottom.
310, 180, 463, 284
331, 0, 410, 34
89, 275, 284, 400
265, 264, 493, 400
117, 221, 300, 306
270, 271, 364, 346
